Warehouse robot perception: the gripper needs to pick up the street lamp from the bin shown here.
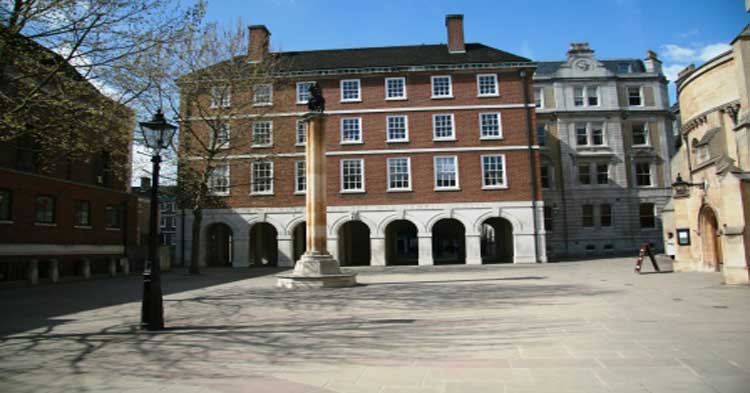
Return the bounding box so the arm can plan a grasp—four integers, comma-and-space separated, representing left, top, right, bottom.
671, 173, 705, 197
138, 108, 177, 331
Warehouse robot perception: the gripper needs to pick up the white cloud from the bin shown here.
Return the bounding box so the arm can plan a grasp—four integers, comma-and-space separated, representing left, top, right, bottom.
663, 64, 687, 82
661, 43, 731, 64
699, 43, 731, 61
662, 44, 697, 62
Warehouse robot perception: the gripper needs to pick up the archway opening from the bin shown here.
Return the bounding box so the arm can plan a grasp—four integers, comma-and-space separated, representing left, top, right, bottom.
699, 206, 722, 271
481, 217, 514, 263
249, 222, 278, 267
432, 218, 465, 265
338, 221, 371, 266
206, 223, 233, 267
292, 221, 306, 262
385, 220, 418, 265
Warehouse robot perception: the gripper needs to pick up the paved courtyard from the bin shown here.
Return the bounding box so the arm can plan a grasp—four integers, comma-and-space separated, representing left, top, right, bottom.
0, 258, 748, 393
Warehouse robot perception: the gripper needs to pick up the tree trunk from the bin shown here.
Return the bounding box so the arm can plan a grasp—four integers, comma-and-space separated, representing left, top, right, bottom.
189, 207, 202, 274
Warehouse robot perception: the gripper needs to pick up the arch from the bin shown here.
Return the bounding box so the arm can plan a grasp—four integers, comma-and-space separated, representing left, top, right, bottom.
473, 210, 523, 235
385, 220, 419, 266
285, 214, 307, 236
432, 218, 465, 265
245, 216, 286, 237
425, 211, 472, 234
205, 223, 233, 267
698, 205, 722, 271
480, 217, 514, 264
338, 221, 371, 266
377, 213, 427, 237
329, 214, 378, 238
248, 222, 278, 267
291, 220, 307, 262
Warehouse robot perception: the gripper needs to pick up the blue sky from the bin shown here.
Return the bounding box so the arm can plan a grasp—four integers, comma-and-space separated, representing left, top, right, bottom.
203, 0, 747, 87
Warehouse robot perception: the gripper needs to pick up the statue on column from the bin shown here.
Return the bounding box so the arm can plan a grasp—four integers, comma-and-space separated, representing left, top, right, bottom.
307, 83, 325, 113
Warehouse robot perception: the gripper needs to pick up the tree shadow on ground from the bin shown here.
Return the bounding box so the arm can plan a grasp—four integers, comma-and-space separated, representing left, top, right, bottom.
0, 267, 289, 336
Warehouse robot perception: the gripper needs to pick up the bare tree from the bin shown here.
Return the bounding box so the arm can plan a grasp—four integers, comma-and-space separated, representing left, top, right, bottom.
148, 20, 290, 274
0, 0, 204, 175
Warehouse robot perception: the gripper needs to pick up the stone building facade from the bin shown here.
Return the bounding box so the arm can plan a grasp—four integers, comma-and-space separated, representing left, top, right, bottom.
534, 43, 673, 259
663, 26, 750, 284
177, 15, 546, 268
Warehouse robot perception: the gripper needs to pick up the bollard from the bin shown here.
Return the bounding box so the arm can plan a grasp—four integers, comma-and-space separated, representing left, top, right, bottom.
108, 257, 117, 277
27, 259, 39, 286
120, 257, 130, 275
80, 258, 91, 279
49, 259, 59, 283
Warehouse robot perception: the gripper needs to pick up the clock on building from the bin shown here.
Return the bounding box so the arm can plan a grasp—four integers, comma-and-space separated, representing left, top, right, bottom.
574, 59, 591, 71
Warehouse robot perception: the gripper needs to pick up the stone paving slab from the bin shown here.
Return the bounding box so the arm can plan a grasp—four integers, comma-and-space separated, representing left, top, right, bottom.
0, 258, 748, 392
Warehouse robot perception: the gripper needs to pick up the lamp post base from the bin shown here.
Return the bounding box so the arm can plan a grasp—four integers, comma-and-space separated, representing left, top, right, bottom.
276, 253, 357, 289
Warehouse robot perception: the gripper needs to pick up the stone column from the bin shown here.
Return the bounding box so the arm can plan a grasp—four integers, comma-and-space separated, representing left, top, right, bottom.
277, 112, 356, 288
371, 237, 386, 266
120, 257, 130, 275
418, 233, 433, 266
108, 257, 118, 277
49, 259, 59, 283
277, 235, 295, 267
27, 259, 39, 286
80, 258, 91, 279
465, 234, 482, 265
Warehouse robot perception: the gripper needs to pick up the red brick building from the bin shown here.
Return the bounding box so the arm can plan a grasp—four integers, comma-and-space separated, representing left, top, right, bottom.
0, 33, 138, 284
179, 15, 546, 268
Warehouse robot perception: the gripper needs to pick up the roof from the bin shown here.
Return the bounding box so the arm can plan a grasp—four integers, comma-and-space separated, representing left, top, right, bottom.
534, 59, 647, 77
274, 43, 531, 72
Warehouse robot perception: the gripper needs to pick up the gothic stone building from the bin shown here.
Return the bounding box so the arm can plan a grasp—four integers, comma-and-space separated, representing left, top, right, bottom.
534, 43, 673, 259
178, 15, 546, 268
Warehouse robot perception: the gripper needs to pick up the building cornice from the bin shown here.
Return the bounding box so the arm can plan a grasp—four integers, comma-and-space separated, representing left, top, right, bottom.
271, 62, 536, 78
680, 100, 741, 134
0, 167, 133, 196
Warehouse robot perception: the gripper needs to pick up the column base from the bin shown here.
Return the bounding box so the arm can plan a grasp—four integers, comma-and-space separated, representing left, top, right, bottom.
276, 253, 357, 289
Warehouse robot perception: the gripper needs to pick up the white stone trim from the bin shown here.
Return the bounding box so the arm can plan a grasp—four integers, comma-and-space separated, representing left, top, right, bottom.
0, 244, 124, 256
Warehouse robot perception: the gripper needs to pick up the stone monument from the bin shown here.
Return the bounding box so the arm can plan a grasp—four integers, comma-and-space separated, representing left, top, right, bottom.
277, 84, 357, 289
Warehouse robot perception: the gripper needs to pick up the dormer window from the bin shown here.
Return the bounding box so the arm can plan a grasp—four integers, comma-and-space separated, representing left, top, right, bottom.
618, 63, 631, 73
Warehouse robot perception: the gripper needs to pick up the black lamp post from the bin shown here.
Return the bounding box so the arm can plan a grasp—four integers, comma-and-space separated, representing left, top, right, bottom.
671, 173, 704, 196
138, 108, 177, 331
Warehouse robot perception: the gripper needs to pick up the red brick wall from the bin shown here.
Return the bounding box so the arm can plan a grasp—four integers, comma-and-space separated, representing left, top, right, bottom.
0, 168, 138, 247
182, 67, 540, 208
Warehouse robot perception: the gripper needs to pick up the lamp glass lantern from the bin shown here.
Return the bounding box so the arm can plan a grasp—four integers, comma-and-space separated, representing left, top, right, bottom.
139, 108, 177, 152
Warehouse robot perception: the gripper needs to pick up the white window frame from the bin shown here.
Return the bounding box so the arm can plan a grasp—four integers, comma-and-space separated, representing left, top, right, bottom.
387, 157, 412, 192
251, 121, 273, 148
534, 87, 544, 108
634, 161, 654, 188
627, 86, 644, 107
208, 164, 230, 196
632, 122, 650, 147
294, 160, 306, 194
573, 86, 599, 107
250, 161, 274, 195
340, 158, 365, 193
252, 83, 273, 106
595, 163, 610, 185
385, 77, 407, 100
340, 79, 361, 102
340, 117, 363, 144
295, 119, 306, 146
431, 75, 453, 99
575, 122, 607, 147
433, 155, 460, 191
296, 81, 316, 104
481, 154, 508, 189
432, 113, 456, 141
479, 112, 503, 140
210, 86, 231, 108
386, 115, 409, 143
213, 123, 230, 149
476, 74, 499, 97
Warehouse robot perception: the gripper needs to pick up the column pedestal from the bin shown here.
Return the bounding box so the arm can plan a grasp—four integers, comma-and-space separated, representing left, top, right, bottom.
277, 112, 357, 289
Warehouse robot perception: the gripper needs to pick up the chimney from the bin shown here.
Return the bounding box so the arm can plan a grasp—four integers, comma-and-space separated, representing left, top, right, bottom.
567, 42, 593, 57
140, 177, 151, 190
644, 49, 662, 74
445, 14, 465, 54
248, 25, 270, 62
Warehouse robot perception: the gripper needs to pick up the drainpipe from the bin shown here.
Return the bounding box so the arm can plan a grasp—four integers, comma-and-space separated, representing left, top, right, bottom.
520, 69, 541, 263
180, 208, 186, 267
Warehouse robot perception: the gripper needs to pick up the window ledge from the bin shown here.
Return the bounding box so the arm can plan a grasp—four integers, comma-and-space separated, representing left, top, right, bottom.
294, 191, 306, 196
0, 220, 14, 225
431, 95, 454, 100
477, 94, 500, 98
210, 192, 230, 197
387, 188, 413, 193
105, 227, 121, 231
34, 223, 57, 227
74, 225, 93, 230
252, 145, 273, 149
340, 190, 366, 194
295, 143, 306, 147
340, 99, 362, 103
386, 139, 410, 144
296, 101, 309, 105
252, 103, 273, 107
341, 141, 364, 145
433, 138, 457, 142
482, 185, 509, 190
480, 136, 504, 141
434, 187, 461, 192
385, 97, 407, 101
250, 192, 274, 196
